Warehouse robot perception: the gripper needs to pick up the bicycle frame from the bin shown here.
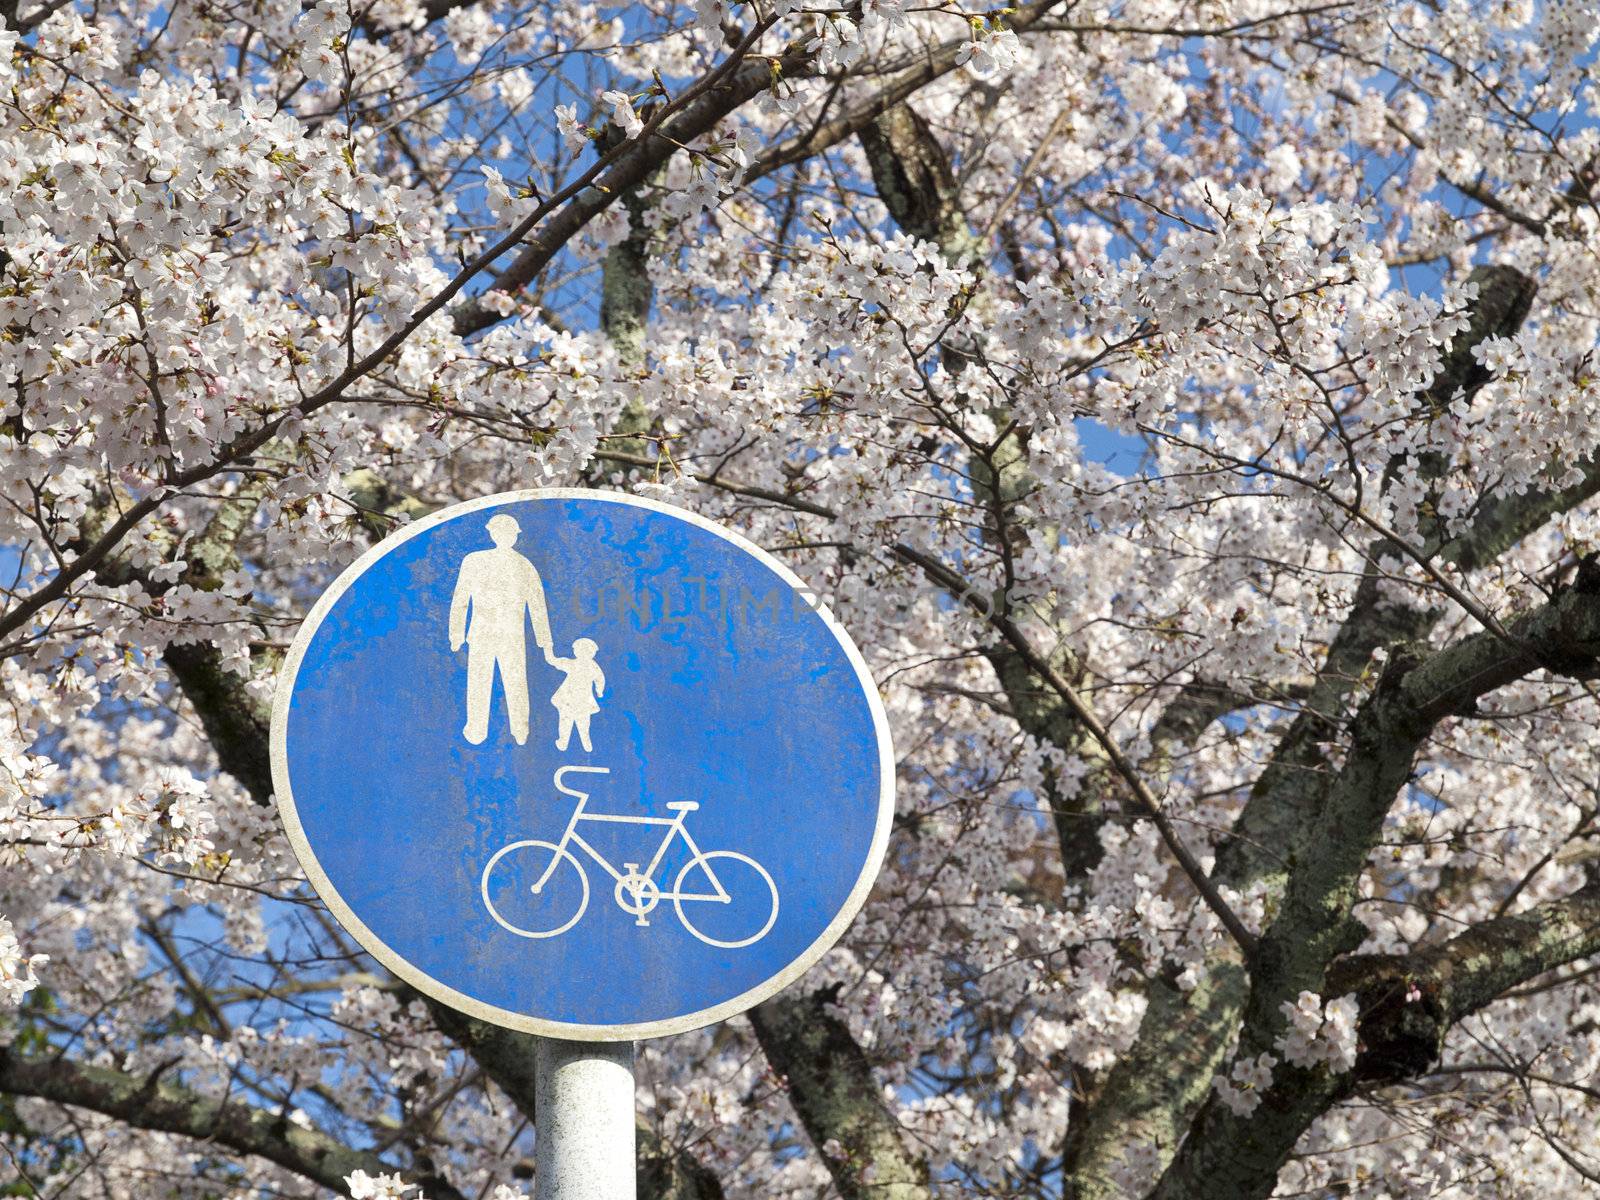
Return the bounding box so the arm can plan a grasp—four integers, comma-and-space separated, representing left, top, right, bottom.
533, 766, 731, 904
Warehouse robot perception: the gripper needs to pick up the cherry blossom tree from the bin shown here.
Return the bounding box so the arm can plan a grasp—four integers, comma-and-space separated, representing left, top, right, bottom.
3, 0, 1600, 1197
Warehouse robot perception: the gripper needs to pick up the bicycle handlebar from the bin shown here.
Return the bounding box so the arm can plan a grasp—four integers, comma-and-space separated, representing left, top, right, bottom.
554, 764, 611, 799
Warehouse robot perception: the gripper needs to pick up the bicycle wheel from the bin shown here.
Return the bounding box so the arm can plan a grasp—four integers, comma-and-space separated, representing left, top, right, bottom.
673, 851, 779, 948
481, 840, 589, 939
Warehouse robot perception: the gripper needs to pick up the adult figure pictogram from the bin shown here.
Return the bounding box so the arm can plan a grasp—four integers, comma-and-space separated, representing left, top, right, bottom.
449, 513, 553, 744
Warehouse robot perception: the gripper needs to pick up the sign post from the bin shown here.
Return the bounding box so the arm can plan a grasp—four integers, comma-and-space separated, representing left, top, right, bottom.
534, 1038, 635, 1200
272, 490, 894, 1196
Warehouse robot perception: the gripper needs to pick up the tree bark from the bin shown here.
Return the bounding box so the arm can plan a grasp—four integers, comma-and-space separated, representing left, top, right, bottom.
749, 987, 932, 1200
1151, 579, 1600, 1199
0, 1046, 468, 1200
1150, 876, 1600, 1200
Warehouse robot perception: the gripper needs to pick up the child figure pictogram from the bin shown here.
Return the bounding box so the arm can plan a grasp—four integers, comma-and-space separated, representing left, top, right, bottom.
546, 638, 606, 752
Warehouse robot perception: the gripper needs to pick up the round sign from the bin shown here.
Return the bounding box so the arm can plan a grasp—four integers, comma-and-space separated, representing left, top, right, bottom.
271, 489, 894, 1039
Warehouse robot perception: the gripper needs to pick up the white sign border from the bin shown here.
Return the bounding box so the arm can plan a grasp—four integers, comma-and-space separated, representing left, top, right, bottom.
270, 487, 897, 1041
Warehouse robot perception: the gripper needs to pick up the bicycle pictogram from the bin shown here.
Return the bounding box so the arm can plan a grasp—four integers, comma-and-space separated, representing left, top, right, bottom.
480, 766, 780, 948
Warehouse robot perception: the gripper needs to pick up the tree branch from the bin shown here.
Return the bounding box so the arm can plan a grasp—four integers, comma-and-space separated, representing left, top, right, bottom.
1065, 263, 1547, 1199
452, 15, 800, 337
0, 18, 791, 649
1150, 579, 1600, 1200
0, 1046, 468, 1200
748, 986, 931, 1200
1331, 878, 1600, 1085
895, 543, 1261, 957
746, 0, 1064, 188
1146, 873, 1600, 1200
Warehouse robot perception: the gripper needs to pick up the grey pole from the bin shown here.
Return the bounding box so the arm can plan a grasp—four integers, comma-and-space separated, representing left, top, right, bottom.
534, 1037, 636, 1200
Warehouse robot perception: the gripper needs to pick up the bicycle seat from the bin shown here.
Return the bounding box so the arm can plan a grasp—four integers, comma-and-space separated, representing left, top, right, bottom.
665, 801, 699, 813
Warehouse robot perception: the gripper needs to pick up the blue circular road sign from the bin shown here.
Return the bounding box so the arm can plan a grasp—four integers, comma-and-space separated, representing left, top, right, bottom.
271, 490, 894, 1039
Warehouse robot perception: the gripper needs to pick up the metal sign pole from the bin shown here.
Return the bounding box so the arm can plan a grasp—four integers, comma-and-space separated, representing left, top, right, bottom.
534, 1037, 636, 1200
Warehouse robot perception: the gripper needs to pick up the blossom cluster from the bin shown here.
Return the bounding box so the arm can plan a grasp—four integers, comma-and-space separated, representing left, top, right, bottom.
1213, 1052, 1279, 1118
1275, 991, 1362, 1074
